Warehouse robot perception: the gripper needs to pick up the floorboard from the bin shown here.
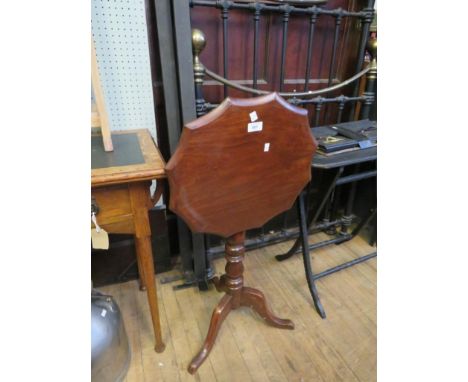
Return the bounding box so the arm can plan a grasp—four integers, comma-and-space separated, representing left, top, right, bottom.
98, 234, 376, 382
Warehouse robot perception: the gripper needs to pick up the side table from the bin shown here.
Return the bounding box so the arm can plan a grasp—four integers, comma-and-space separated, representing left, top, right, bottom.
277, 120, 377, 318
91, 129, 166, 352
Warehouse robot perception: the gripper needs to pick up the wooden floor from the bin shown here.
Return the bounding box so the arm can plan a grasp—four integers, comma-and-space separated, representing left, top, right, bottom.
100, 233, 376, 382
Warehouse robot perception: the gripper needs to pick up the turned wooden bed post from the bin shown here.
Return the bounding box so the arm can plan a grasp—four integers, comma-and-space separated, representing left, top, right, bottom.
165, 93, 317, 374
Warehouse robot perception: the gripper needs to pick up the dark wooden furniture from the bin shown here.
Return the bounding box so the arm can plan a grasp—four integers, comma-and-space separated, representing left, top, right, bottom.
166, 93, 317, 373
91, 129, 166, 353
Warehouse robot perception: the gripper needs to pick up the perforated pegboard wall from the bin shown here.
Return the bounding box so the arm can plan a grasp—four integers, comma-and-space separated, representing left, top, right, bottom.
91, 0, 156, 139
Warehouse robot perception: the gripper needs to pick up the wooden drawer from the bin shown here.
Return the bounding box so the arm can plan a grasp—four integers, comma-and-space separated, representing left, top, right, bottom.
92, 185, 135, 234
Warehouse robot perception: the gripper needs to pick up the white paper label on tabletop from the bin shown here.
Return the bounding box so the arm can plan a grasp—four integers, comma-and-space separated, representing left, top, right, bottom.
248, 121, 263, 133
249, 111, 258, 122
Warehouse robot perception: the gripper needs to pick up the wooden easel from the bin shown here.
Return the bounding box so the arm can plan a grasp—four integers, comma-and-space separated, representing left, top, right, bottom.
166, 93, 317, 373
91, 39, 113, 152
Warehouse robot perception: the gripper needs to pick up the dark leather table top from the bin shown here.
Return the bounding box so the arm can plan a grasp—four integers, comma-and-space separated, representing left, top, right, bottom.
312, 120, 377, 169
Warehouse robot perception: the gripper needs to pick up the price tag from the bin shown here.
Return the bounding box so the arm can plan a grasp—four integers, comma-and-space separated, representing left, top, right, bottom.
249, 111, 258, 122
247, 121, 263, 133
91, 228, 109, 250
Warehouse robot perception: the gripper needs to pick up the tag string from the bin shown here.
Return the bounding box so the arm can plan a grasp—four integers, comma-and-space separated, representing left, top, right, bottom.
91, 212, 101, 233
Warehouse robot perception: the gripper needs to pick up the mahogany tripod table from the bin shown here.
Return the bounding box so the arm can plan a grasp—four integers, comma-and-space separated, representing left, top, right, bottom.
166, 93, 317, 374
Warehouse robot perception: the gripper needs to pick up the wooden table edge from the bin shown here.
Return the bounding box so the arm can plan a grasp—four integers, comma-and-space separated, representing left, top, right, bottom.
92, 129, 167, 188
91, 170, 166, 188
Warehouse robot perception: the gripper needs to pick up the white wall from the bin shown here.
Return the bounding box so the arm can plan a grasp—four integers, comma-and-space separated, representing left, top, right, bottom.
91, 0, 157, 140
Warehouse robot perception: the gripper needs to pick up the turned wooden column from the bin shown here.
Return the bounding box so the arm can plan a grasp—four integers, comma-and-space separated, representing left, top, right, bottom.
223, 232, 245, 306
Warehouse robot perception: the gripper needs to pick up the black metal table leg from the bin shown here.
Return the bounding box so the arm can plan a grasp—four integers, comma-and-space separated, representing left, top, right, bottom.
291, 201, 376, 318
276, 167, 344, 262
341, 164, 360, 233
313, 252, 376, 280
297, 190, 327, 318
275, 182, 311, 260
350, 207, 376, 238
327, 182, 342, 235
370, 211, 377, 246
275, 163, 376, 319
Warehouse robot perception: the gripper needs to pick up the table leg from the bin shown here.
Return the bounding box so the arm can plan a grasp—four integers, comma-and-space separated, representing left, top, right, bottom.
129, 183, 165, 353
341, 164, 360, 233
193, 233, 210, 291
276, 167, 344, 262
188, 294, 233, 374
135, 247, 147, 291
297, 191, 326, 319
135, 236, 165, 352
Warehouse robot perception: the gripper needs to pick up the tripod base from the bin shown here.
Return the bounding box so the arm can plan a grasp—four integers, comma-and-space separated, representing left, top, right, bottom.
188, 285, 294, 374
187, 232, 294, 374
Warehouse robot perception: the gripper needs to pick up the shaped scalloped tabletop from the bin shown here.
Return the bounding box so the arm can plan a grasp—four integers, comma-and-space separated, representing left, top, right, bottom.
166, 93, 317, 238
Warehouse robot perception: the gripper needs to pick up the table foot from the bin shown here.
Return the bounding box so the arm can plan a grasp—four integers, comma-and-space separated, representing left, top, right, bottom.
188, 294, 233, 374
155, 342, 166, 353
138, 279, 147, 291
275, 237, 301, 262
241, 286, 294, 329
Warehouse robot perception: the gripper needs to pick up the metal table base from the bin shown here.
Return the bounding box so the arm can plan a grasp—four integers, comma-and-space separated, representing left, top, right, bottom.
277, 165, 377, 319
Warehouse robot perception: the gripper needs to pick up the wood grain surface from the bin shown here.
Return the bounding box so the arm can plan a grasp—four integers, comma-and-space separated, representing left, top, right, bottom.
166, 93, 317, 238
